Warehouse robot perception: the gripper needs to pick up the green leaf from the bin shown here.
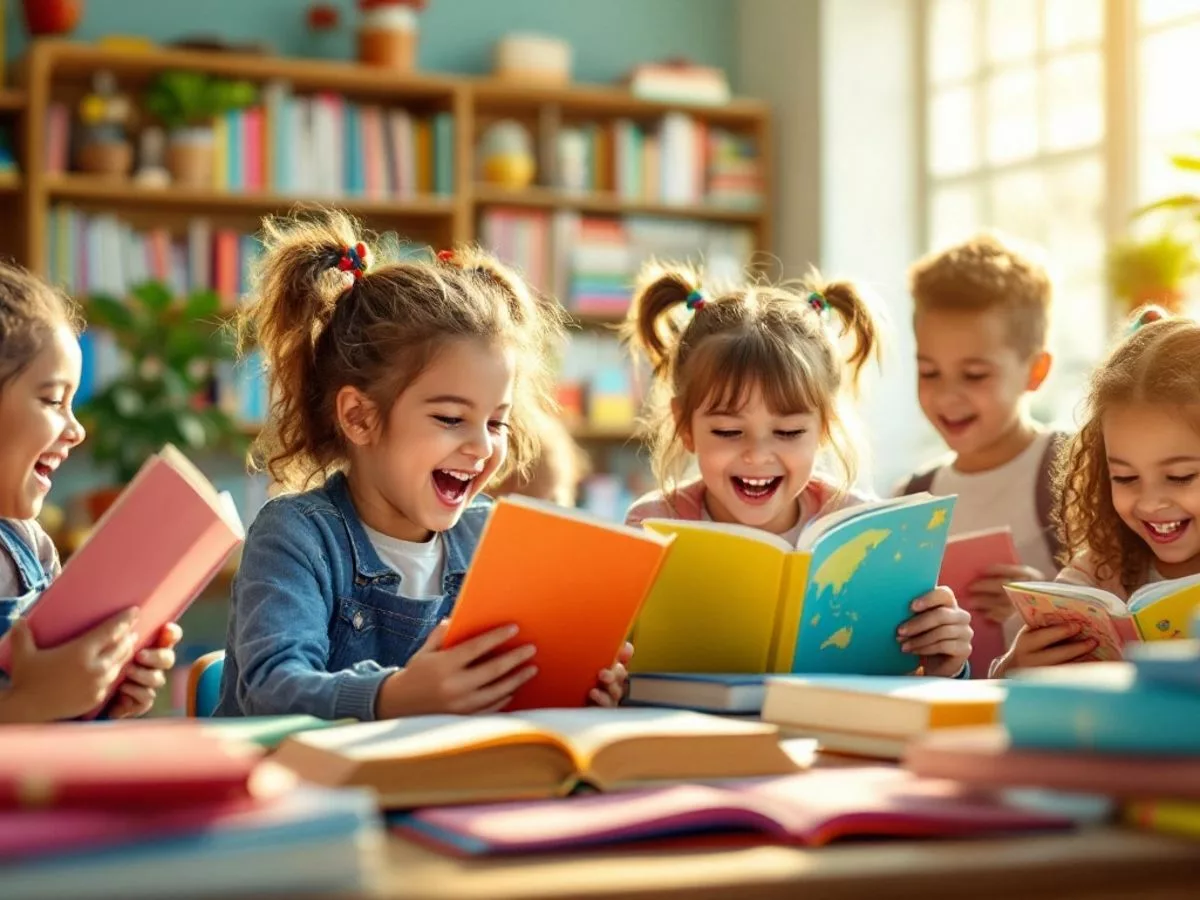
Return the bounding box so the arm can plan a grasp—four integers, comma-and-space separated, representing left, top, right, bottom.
1134, 194, 1200, 218
131, 281, 173, 314
84, 295, 136, 331
184, 288, 221, 320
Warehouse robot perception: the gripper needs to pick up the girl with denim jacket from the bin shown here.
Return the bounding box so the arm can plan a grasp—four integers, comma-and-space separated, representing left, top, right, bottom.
622, 262, 974, 679
217, 211, 630, 720
0, 264, 179, 722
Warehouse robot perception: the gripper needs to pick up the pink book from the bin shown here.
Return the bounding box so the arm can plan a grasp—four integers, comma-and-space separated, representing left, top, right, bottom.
906, 725, 1200, 800
244, 107, 264, 193
939, 527, 1019, 677
395, 766, 1074, 856
0, 446, 244, 718
360, 106, 384, 200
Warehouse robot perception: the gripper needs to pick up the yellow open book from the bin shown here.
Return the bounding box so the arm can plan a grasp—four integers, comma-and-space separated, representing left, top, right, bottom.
271, 708, 796, 807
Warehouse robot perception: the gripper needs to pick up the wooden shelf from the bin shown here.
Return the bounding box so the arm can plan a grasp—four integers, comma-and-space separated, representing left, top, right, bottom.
0, 173, 21, 192
0, 90, 26, 111
470, 80, 768, 126
44, 176, 456, 218
473, 185, 764, 224
32, 40, 459, 101
570, 310, 624, 328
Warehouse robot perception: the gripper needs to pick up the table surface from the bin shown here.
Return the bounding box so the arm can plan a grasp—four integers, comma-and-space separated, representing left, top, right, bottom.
366, 826, 1200, 900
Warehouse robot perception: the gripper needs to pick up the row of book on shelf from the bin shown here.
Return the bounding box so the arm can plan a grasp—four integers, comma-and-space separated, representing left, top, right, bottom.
10, 452, 1200, 894
46, 88, 456, 198
481, 207, 755, 313
545, 111, 763, 208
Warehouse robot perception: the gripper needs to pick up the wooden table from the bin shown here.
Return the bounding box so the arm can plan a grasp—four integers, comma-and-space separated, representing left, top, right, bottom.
367, 827, 1200, 899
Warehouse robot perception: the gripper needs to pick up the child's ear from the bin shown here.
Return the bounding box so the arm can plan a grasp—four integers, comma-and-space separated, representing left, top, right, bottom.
1026, 351, 1053, 391
671, 398, 696, 453
336, 386, 380, 446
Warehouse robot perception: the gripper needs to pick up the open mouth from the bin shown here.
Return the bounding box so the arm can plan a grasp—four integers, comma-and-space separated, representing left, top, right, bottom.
32, 454, 62, 492
432, 469, 478, 508
939, 414, 977, 436
1143, 518, 1192, 545
731, 475, 783, 504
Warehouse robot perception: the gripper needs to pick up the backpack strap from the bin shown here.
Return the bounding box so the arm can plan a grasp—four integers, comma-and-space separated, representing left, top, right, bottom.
1035, 431, 1069, 568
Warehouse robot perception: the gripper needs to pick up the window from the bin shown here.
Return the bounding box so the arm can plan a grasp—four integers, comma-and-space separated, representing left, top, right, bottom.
922, 0, 1109, 430
1137, 1, 1200, 208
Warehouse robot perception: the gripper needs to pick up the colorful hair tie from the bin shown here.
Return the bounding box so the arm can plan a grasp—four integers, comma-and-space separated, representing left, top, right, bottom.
1128, 307, 1166, 335
337, 243, 369, 279
436, 249, 456, 264
685, 289, 706, 312
807, 291, 828, 315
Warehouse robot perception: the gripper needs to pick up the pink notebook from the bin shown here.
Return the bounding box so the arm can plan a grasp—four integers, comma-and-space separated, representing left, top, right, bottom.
939, 527, 1019, 678
905, 725, 1200, 800
393, 766, 1074, 855
0, 446, 244, 717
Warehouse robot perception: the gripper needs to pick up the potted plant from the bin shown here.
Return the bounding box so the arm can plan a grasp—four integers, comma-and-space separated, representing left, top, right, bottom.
1106, 232, 1199, 314
358, 0, 427, 70
143, 71, 257, 187
77, 282, 247, 519
21, 0, 84, 36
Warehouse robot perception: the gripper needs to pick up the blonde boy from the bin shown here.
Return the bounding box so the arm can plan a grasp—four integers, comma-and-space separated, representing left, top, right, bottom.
898, 233, 1066, 627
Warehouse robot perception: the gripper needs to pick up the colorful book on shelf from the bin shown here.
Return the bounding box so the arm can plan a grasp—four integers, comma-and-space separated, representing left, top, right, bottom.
0, 786, 380, 898
626, 673, 766, 714
1125, 799, 1200, 839
0, 721, 288, 809
0, 445, 245, 718
630, 493, 956, 676
392, 765, 1073, 857
1004, 574, 1200, 661
442, 496, 673, 710
760, 676, 1004, 760
1003, 661, 1200, 754
939, 526, 1019, 678
1129, 638, 1200, 691
271, 708, 796, 809
904, 724, 1200, 801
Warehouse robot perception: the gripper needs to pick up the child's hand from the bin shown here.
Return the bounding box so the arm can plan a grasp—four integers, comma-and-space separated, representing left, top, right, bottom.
375, 620, 537, 718
589, 642, 633, 707
991, 623, 1096, 677
897, 587, 973, 678
107, 622, 183, 720
967, 564, 1045, 624
1, 608, 138, 722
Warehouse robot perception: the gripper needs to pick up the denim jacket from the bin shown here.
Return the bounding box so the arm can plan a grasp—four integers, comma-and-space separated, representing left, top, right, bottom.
0, 519, 53, 641
215, 472, 491, 721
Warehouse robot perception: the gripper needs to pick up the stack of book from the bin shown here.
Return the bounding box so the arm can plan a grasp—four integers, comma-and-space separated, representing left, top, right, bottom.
0, 721, 382, 899
904, 626, 1200, 840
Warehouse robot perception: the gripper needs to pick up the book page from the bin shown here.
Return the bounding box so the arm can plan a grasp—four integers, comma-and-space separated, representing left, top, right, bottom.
642, 518, 793, 552
1129, 577, 1200, 641
286, 715, 566, 761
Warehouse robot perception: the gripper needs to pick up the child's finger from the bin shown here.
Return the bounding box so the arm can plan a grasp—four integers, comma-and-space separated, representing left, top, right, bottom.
122, 664, 167, 689
968, 578, 1011, 598
461, 664, 537, 713
93, 631, 137, 674
117, 680, 156, 708
910, 587, 955, 612
617, 642, 634, 665
461, 643, 537, 692
135, 646, 177, 671
446, 623, 520, 666
83, 608, 139, 653
157, 622, 184, 649
412, 619, 451, 656
902, 623, 971, 654
898, 605, 968, 639
1027, 639, 1097, 667
1022, 623, 1082, 652
589, 687, 617, 707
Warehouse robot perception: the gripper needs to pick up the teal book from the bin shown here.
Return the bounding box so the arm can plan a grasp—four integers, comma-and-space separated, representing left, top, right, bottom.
226, 109, 243, 192
433, 112, 454, 195
635, 493, 957, 677
1130, 639, 1200, 692
344, 104, 363, 197
626, 673, 766, 714
1004, 661, 1200, 754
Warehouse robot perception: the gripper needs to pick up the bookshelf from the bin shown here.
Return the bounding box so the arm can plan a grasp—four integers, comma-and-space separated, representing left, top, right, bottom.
13, 39, 772, 505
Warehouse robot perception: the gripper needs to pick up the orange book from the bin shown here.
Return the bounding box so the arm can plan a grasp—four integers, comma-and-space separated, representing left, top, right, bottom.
443, 497, 674, 711
0, 721, 288, 808
0, 446, 245, 717
415, 119, 432, 193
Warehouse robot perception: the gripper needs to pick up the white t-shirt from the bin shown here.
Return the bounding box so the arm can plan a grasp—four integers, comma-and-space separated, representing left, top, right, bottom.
362, 525, 446, 600
929, 431, 1057, 580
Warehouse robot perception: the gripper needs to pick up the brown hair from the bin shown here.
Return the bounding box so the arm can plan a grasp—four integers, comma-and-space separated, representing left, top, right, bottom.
1055, 306, 1200, 592
909, 231, 1052, 358
239, 209, 565, 491
622, 261, 881, 497
0, 262, 80, 392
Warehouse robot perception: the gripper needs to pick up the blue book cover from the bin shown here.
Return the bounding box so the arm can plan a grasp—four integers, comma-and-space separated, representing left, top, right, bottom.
433, 112, 454, 195
344, 104, 363, 197
1004, 661, 1200, 754
789, 493, 957, 675
226, 109, 243, 192
1129, 638, 1200, 692
626, 673, 765, 714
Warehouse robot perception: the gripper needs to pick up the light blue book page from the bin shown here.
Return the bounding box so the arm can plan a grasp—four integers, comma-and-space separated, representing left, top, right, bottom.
791, 494, 956, 675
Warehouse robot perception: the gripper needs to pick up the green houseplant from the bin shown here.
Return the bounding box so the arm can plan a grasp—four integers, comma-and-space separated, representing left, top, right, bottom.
143, 71, 257, 187
1106, 232, 1199, 314
78, 282, 247, 515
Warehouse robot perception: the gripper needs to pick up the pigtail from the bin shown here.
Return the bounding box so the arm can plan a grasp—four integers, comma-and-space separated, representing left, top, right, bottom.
622, 262, 699, 379
810, 276, 882, 393
240, 209, 368, 487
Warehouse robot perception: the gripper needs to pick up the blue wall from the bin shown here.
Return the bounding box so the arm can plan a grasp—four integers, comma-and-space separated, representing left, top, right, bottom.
8, 0, 738, 86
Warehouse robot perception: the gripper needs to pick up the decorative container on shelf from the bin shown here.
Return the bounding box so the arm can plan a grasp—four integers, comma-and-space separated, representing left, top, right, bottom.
358, 0, 425, 71
22, 0, 83, 36
144, 71, 257, 188
77, 70, 133, 180
478, 119, 535, 189
493, 33, 571, 86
